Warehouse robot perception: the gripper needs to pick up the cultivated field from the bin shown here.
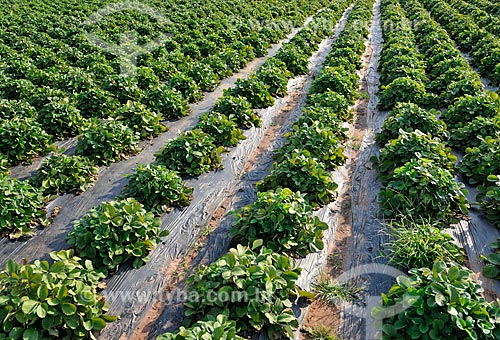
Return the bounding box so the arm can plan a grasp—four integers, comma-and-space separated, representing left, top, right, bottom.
1, 0, 500, 339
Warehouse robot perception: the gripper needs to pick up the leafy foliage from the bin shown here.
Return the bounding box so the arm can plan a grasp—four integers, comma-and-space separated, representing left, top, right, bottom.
230, 76, 275, 109
212, 95, 261, 129
167, 72, 203, 103
306, 90, 352, 121
155, 129, 223, 176
442, 92, 500, 129
275, 44, 309, 76
257, 149, 338, 207
67, 198, 168, 274
0, 250, 116, 340
75, 119, 140, 166
378, 77, 428, 110
0, 117, 52, 165
372, 261, 500, 340
276, 121, 347, 171
256, 62, 290, 98
112, 101, 167, 139
376, 103, 448, 146
142, 86, 190, 120
449, 116, 500, 150
0, 99, 36, 119
460, 136, 500, 185
373, 131, 456, 178
0, 154, 8, 176
0, 175, 46, 239
30, 154, 99, 195
157, 314, 244, 340
310, 66, 359, 103
378, 158, 469, 224
195, 112, 246, 147
230, 188, 328, 257
122, 163, 192, 213
184, 244, 302, 339
477, 175, 500, 228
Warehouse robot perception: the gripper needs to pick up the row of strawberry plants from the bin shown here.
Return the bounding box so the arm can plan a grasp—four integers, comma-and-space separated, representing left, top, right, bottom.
0, 3, 354, 339
446, 0, 500, 35
371, 0, 500, 338
419, 0, 500, 85
376, 0, 469, 226
399, 0, 500, 282
463, 0, 500, 17
0, 0, 326, 167
156, 0, 378, 338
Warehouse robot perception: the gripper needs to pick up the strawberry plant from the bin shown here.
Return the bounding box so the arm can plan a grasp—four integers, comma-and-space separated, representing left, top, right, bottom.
142, 86, 190, 120
440, 77, 484, 106
229, 76, 275, 109
0, 250, 117, 340
219, 49, 247, 72
275, 44, 309, 76
75, 119, 140, 166
157, 314, 244, 340
376, 103, 448, 146
460, 136, 500, 185
379, 158, 469, 224
256, 63, 290, 98
67, 198, 168, 274
184, 244, 302, 339
0, 78, 36, 101
30, 154, 99, 196
37, 98, 84, 139
195, 112, 246, 147
102, 75, 142, 104
0, 175, 46, 239
167, 72, 203, 103
0, 116, 53, 165
477, 175, 500, 228
0, 154, 8, 176
0, 99, 36, 119
276, 121, 347, 171
372, 262, 500, 340
257, 149, 338, 207
449, 116, 500, 150
385, 219, 465, 270
112, 101, 167, 139
374, 131, 457, 178
122, 163, 193, 213
310, 66, 359, 103
230, 188, 328, 257
212, 95, 261, 129
378, 77, 428, 110
442, 92, 500, 129
187, 63, 219, 92
155, 129, 223, 176
76, 88, 119, 119
136, 66, 161, 90
305, 91, 352, 122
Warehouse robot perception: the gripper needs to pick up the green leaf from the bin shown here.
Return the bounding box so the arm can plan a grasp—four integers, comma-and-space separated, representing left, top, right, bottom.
22, 328, 39, 340
21, 300, 38, 315
61, 303, 77, 316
